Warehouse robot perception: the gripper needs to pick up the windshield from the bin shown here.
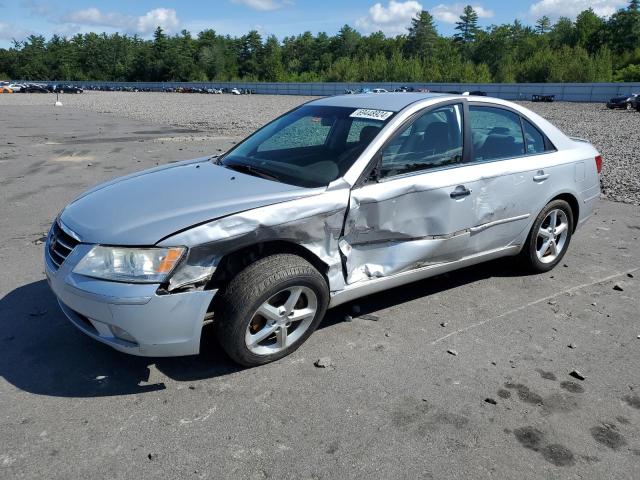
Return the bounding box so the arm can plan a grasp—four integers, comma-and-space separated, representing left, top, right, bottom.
219, 105, 395, 188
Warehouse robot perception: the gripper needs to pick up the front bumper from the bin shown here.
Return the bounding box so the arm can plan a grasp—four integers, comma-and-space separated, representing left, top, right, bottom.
45, 242, 217, 357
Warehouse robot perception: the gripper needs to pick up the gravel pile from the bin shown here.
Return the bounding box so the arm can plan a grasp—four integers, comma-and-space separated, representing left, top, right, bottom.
2, 92, 638, 204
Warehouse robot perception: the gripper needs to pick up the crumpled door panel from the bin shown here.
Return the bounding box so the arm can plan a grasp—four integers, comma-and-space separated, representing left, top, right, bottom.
341, 175, 482, 284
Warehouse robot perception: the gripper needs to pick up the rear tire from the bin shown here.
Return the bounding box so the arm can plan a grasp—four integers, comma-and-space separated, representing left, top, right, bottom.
213, 254, 329, 367
520, 200, 574, 273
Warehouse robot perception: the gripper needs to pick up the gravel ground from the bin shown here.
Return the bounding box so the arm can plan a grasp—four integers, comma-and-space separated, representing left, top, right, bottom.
1, 91, 639, 205
1, 101, 640, 479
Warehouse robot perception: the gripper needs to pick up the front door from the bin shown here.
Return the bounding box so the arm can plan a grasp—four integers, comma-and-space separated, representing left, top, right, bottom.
340, 102, 487, 284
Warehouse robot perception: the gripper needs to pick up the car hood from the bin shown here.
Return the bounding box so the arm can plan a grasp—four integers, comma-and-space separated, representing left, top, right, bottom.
60, 157, 320, 245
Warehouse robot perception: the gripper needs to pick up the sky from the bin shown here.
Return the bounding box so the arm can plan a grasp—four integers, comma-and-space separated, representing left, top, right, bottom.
0, 0, 632, 47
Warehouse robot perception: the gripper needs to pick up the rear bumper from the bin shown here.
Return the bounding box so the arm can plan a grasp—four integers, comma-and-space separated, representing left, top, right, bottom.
45, 243, 216, 357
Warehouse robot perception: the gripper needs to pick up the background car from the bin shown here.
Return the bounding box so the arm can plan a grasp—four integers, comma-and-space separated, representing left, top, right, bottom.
0, 85, 13, 93
606, 93, 638, 109
532, 94, 555, 102
372, 88, 388, 93
22, 83, 49, 93
7, 83, 24, 92
56, 85, 84, 93
230, 88, 241, 95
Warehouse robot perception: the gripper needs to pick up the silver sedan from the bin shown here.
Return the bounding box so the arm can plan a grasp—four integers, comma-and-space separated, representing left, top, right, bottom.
45, 93, 601, 366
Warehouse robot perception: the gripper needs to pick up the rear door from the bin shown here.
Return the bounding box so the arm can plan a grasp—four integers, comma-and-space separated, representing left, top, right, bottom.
463, 104, 560, 252
341, 101, 491, 284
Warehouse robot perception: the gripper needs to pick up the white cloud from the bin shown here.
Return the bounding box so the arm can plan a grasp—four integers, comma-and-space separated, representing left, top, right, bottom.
137, 8, 180, 33
0, 21, 31, 41
431, 3, 494, 24
529, 0, 627, 19
62, 7, 180, 34
231, 0, 293, 11
356, 0, 423, 35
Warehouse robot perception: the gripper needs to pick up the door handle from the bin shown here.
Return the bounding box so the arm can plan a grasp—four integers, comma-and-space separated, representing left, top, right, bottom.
533, 170, 550, 182
450, 185, 471, 199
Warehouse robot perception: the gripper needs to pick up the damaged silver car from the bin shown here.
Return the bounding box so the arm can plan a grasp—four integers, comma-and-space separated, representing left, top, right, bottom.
45, 93, 602, 366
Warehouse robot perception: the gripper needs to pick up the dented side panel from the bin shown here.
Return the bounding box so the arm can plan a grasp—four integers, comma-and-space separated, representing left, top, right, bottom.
339, 155, 558, 284
159, 183, 351, 292
341, 169, 483, 284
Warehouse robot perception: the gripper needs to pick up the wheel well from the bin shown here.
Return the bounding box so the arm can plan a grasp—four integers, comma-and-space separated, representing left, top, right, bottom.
551, 193, 579, 232
206, 241, 330, 291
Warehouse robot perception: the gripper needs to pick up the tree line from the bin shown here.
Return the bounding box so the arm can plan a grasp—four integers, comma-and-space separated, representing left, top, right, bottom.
2, 1, 640, 83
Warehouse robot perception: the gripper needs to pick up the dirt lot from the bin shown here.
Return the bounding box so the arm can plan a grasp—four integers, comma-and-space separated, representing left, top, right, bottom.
1, 95, 639, 479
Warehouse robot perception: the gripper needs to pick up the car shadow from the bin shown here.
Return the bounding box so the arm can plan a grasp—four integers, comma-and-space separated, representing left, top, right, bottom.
319, 256, 526, 328
0, 257, 524, 398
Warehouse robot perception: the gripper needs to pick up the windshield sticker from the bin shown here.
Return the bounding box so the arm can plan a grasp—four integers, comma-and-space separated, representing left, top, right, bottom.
350, 109, 393, 121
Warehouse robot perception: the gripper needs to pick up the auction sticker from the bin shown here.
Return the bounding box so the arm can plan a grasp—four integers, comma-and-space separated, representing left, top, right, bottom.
349, 109, 393, 121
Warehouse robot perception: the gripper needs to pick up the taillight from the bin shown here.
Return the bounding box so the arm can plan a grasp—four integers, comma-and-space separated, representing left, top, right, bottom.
595, 155, 602, 174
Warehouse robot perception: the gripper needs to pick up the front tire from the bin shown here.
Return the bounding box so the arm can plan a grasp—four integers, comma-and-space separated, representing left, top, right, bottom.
520, 200, 574, 273
213, 254, 329, 367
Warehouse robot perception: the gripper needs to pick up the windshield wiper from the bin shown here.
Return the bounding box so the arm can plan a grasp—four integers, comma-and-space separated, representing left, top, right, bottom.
223, 162, 281, 182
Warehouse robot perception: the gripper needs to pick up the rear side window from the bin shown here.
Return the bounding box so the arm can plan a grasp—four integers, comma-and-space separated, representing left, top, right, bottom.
522, 118, 549, 154
470, 106, 525, 162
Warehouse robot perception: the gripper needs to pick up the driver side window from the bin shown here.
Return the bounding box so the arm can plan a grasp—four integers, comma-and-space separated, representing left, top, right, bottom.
379, 104, 463, 179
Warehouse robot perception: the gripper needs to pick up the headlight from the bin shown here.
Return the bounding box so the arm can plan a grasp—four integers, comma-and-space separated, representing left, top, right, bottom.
73, 246, 185, 283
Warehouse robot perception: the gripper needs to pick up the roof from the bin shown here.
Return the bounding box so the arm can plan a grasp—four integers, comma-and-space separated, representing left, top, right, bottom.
309, 92, 451, 112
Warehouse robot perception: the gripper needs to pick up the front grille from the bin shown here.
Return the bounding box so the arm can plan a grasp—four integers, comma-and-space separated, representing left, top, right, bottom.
47, 221, 80, 270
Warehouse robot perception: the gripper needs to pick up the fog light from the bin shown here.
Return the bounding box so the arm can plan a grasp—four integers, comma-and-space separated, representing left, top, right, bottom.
110, 325, 137, 343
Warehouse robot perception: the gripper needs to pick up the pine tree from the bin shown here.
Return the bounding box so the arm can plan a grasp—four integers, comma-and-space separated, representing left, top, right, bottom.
404, 10, 438, 58
535, 16, 551, 34
455, 5, 480, 43
629, 0, 640, 12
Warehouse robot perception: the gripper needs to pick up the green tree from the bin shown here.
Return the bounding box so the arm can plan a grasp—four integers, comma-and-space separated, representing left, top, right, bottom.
404, 10, 438, 58
454, 6, 480, 43
535, 16, 551, 34
575, 9, 605, 52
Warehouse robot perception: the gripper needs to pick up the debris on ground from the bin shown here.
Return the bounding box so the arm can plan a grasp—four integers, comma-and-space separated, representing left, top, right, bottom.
359, 314, 380, 321
569, 370, 586, 381
32, 234, 47, 245
314, 357, 333, 368
447, 349, 458, 356
343, 314, 353, 322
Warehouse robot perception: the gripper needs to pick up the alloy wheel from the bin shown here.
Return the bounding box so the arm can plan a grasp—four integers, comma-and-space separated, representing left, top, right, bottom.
245, 286, 318, 355
535, 208, 569, 264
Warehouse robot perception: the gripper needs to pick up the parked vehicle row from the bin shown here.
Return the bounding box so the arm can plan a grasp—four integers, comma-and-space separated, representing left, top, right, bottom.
345, 87, 488, 96
0, 82, 83, 93
0, 81, 259, 95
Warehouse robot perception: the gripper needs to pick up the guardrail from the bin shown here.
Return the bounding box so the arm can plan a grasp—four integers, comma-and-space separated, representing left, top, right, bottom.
15, 81, 640, 102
